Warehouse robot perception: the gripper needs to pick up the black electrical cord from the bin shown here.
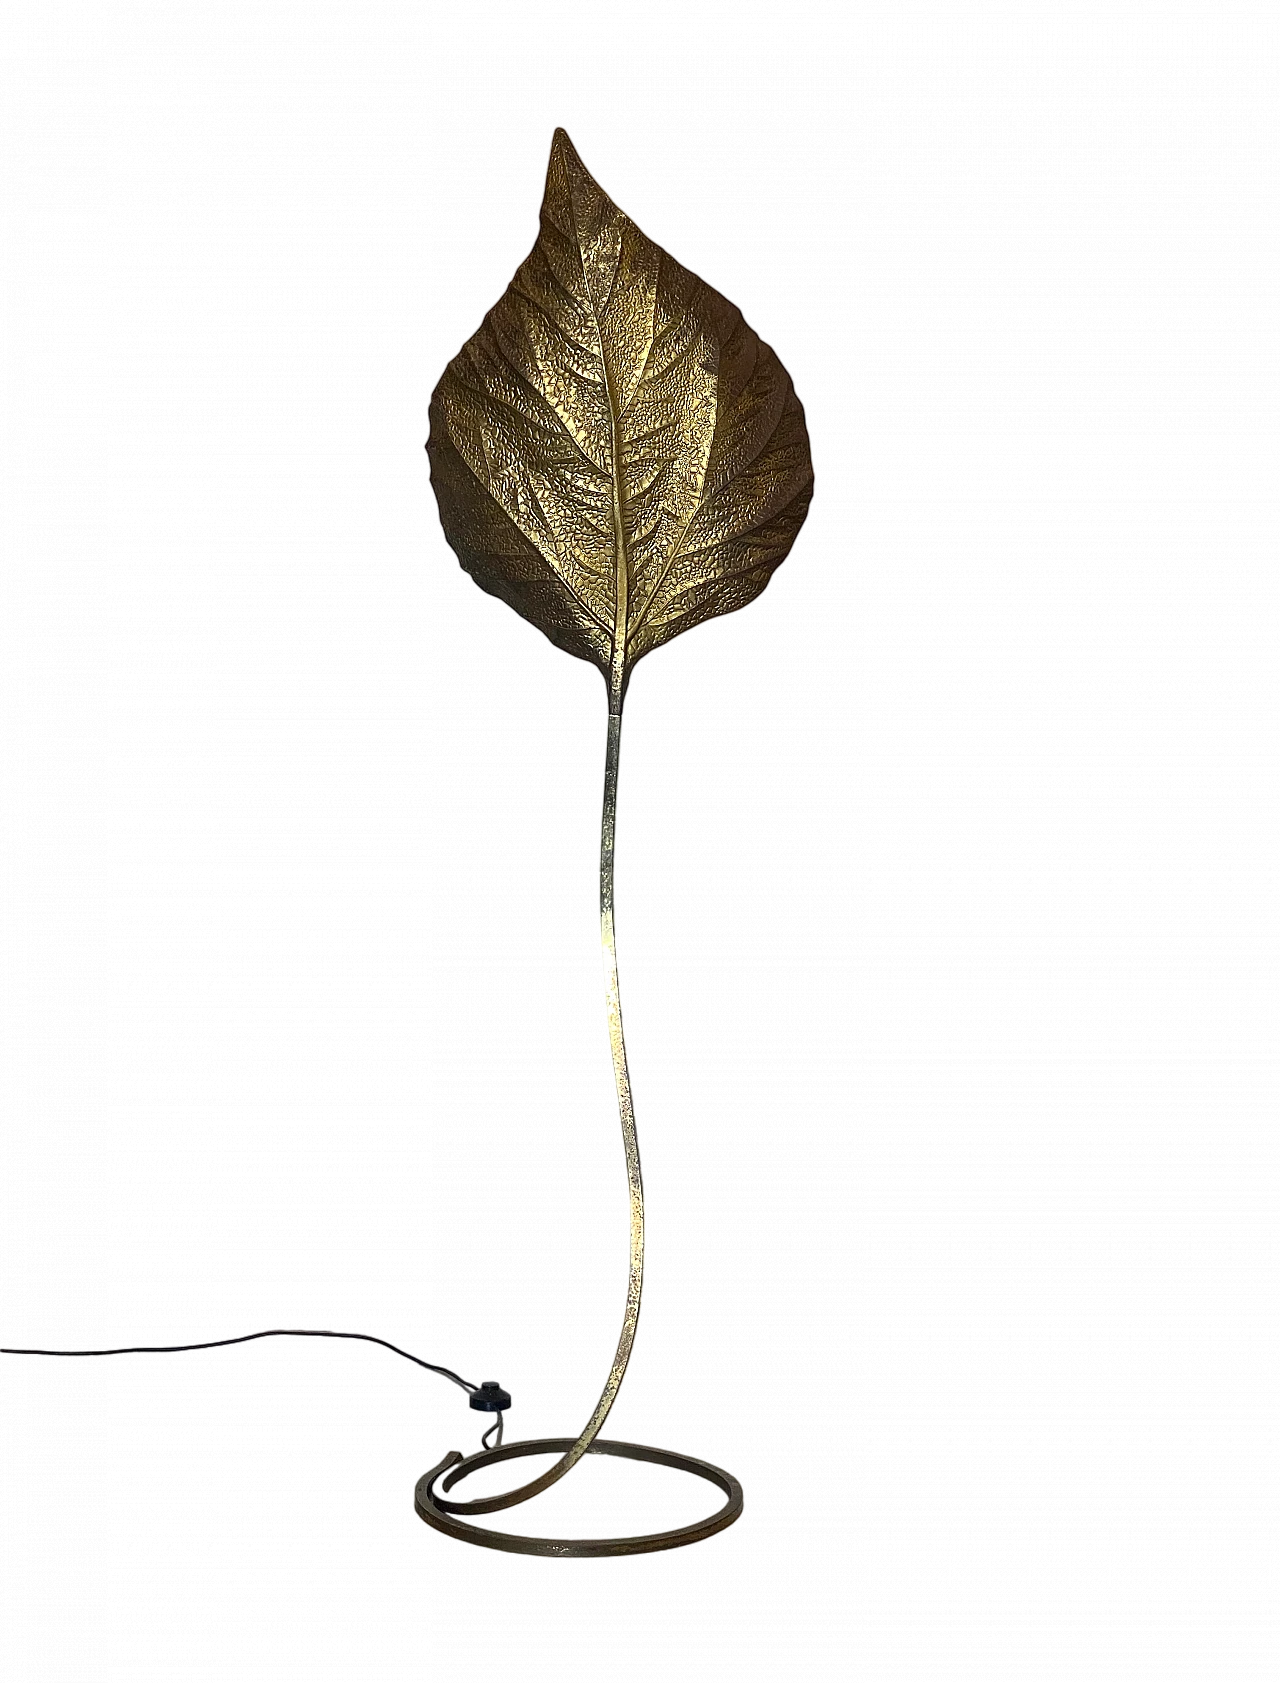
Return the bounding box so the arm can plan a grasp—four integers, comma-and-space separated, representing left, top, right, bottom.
0, 1332, 507, 1454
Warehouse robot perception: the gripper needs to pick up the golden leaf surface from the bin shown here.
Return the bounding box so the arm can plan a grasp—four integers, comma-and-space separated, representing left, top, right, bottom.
427, 129, 813, 705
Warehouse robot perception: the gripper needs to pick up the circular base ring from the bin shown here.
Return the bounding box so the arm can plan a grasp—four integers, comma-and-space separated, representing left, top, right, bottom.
415, 1435, 743, 1557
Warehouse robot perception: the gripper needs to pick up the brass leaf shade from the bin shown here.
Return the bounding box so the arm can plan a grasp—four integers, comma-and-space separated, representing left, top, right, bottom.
427, 128, 813, 705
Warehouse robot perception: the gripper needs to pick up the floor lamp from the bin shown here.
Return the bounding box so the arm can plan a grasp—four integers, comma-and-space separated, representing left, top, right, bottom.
414, 129, 814, 1556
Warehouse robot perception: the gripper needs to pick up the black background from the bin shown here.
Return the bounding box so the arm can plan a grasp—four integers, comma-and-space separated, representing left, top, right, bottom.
7, 108, 847, 1575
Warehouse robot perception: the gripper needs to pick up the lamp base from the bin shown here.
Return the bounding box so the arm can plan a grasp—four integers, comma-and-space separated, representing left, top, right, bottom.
415, 1435, 743, 1557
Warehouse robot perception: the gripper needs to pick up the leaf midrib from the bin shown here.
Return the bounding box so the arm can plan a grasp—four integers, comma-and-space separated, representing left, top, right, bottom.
565, 202, 630, 703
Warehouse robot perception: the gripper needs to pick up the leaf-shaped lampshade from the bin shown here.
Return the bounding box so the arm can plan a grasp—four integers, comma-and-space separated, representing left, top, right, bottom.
427, 128, 813, 705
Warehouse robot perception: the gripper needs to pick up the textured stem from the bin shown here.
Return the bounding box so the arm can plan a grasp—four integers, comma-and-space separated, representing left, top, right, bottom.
438, 690, 642, 1517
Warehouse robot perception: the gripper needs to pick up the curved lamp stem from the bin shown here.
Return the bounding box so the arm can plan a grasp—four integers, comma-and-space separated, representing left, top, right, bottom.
433, 693, 643, 1517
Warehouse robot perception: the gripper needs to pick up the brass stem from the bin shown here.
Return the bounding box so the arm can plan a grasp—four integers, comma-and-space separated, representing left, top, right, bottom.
434, 690, 642, 1517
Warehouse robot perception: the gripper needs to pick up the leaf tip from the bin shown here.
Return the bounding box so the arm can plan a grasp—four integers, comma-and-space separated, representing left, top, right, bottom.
549, 126, 577, 164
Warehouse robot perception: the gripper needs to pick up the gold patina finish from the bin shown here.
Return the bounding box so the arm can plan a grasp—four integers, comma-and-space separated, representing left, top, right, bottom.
420, 129, 812, 1553
415, 1438, 743, 1558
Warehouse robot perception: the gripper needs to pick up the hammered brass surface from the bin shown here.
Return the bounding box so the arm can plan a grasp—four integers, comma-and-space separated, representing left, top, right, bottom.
428, 127, 813, 709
